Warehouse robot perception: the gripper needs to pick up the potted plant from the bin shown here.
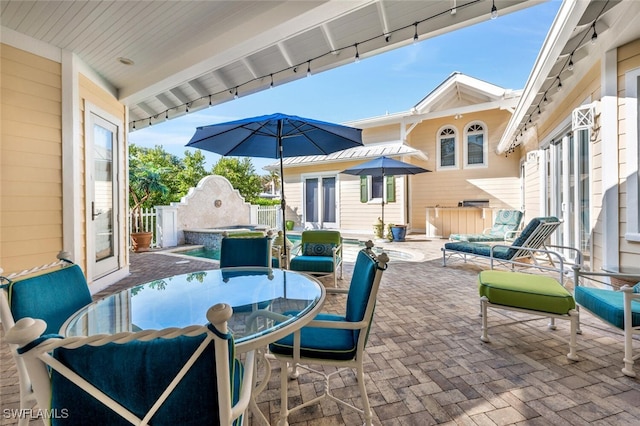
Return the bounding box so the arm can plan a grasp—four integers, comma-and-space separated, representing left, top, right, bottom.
129, 157, 168, 252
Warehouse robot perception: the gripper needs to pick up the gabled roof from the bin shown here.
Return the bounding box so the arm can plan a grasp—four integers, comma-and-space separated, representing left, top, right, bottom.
413, 72, 519, 114
345, 72, 520, 129
0, 0, 537, 131
264, 142, 427, 171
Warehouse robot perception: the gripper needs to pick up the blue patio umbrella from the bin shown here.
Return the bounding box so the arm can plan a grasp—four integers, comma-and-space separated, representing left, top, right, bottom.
341, 156, 431, 236
186, 113, 363, 261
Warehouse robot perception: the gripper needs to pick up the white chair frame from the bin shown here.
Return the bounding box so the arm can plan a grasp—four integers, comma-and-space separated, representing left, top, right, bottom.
572, 267, 640, 377
271, 245, 388, 426
0, 253, 72, 426
5, 303, 255, 426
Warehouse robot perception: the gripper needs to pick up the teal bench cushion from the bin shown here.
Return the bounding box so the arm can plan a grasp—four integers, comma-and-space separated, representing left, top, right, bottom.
269, 313, 356, 360
444, 241, 512, 259
575, 286, 640, 329
478, 270, 575, 315
289, 255, 337, 273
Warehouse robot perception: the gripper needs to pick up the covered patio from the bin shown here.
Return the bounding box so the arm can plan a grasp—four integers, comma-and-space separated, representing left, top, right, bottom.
2, 236, 638, 425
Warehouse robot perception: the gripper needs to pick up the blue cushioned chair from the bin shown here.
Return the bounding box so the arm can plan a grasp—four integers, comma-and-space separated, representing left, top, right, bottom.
0, 255, 92, 426
572, 266, 640, 377
5, 303, 255, 426
219, 233, 272, 268
449, 209, 524, 242
289, 230, 343, 287
269, 243, 389, 426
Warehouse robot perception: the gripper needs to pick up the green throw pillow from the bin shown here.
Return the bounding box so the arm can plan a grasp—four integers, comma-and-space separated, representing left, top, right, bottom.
303, 243, 334, 256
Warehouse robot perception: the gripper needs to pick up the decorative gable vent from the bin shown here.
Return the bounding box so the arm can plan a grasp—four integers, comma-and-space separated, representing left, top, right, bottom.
526, 150, 540, 163
572, 102, 598, 131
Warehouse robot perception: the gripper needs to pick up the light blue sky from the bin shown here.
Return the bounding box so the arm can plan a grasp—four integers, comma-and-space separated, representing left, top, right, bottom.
129, 1, 561, 173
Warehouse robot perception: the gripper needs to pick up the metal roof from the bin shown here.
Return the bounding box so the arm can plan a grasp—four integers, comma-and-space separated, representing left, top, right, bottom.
264, 142, 427, 170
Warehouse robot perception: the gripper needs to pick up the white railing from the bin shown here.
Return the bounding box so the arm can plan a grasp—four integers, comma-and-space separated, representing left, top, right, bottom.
129, 207, 158, 248
131, 205, 281, 250
252, 205, 281, 229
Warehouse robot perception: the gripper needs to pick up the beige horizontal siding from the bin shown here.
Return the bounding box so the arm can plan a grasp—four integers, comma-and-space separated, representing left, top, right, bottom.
1, 44, 63, 273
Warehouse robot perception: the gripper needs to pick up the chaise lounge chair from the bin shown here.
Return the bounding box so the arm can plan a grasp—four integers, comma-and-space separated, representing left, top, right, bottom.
442, 217, 581, 280
449, 209, 523, 242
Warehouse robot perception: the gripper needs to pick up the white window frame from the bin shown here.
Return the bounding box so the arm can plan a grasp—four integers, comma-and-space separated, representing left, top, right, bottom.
463, 121, 488, 168
625, 67, 640, 242
436, 126, 459, 171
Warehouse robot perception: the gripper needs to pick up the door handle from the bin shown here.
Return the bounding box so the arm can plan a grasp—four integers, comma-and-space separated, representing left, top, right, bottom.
92, 202, 100, 220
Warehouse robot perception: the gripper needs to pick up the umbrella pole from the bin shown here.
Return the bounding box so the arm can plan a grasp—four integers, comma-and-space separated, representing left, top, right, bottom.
277, 120, 288, 268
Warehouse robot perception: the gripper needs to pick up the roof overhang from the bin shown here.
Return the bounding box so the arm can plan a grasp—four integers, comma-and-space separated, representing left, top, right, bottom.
264, 141, 427, 171
497, 0, 640, 154
0, 0, 541, 131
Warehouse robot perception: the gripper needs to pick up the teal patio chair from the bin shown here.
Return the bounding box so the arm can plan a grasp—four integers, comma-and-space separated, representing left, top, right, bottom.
269, 243, 389, 426
449, 209, 524, 242
5, 303, 255, 426
219, 232, 272, 268
572, 267, 640, 377
0, 255, 92, 426
289, 230, 343, 287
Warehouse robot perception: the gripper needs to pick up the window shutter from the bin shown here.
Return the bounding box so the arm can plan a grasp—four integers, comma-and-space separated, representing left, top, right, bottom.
360, 176, 368, 203
386, 176, 395, 202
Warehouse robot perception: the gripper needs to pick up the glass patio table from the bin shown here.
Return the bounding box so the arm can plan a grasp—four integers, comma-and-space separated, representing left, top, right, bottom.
62, 267, 326, 353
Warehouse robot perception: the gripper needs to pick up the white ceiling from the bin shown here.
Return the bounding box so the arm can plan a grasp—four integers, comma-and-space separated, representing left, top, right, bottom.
1, 0, 540, 130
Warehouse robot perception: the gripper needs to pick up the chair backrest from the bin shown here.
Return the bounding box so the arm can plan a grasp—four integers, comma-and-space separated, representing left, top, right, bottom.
5, 263, 92, 335
300, 230, 342, 256
489, 210, 523, 236
6, 303, 252, 426
220, 236, 271, 268
345, 248, 388, 343
500, 216, 561, 260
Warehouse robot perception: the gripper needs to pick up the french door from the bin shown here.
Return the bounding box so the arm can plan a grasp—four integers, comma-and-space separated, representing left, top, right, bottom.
545, 129, 591, 263
88, 113, 120, 278
304, 176, 337, 228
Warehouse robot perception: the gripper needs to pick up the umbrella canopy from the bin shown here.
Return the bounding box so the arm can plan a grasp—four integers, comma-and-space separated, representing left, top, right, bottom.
341, 156, 430, 235
186, 113, 363, 260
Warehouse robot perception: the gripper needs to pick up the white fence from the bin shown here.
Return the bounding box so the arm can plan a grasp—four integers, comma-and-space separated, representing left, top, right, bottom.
131, 205, 280, 249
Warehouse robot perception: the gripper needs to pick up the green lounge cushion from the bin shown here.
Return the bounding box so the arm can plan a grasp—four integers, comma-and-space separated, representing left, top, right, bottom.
478, 270, 575, 315
575, 285, 640, 329
8, 264, 92, 335
269, 313, 357, 360
289, 255, 338, 273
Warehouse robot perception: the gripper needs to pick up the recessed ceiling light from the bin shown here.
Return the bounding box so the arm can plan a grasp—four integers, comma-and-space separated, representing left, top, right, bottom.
117, 57, 134, 65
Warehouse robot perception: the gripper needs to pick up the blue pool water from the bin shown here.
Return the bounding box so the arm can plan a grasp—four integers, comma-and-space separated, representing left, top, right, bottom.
174, 233, 412, 262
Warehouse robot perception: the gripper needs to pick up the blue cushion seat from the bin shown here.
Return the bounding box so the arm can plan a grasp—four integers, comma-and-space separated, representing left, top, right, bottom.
478, 270, 575, 315
575, 285, 640, 329
289, 255, 339, 273
9, 264, 92, 335
269, 313, 356, 360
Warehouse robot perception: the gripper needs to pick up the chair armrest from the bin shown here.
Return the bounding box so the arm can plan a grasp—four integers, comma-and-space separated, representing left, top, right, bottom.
489, 244, 569, 283
230, 349, 255, 420
504, 230, 519, 241
305, 319, 368, 330
482, 228, 492, 235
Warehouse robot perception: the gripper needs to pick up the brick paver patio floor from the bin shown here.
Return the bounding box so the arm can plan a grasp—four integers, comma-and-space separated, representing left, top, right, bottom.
2, 236, 639, 425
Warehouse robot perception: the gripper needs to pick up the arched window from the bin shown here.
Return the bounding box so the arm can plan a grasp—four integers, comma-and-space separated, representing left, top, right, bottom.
464, 122, 487, 167
437, 127, 458, 170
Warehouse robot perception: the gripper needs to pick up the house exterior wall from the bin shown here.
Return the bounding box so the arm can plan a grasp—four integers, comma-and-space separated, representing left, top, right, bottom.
518, 38, 640, 272
407, 109, 521, 233
0, 41, 128, 287
281, 108, 520, 236
1, 44, 63, 272
617, 39, 640, 268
